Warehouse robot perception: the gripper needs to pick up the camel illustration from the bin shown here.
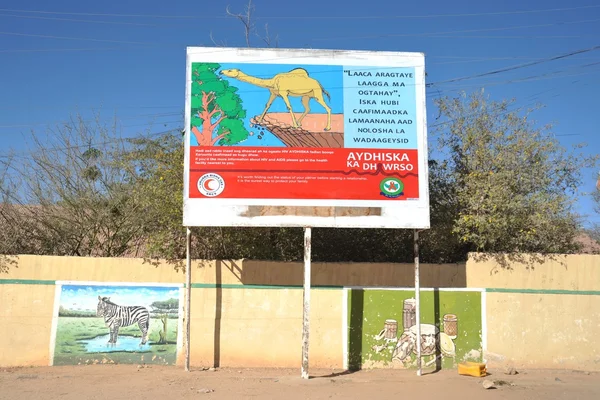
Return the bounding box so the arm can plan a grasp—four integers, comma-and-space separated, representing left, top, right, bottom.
220, 68, 332, 131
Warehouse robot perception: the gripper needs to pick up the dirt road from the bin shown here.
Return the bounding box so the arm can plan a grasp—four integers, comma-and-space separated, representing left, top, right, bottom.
1, 365, 598, 400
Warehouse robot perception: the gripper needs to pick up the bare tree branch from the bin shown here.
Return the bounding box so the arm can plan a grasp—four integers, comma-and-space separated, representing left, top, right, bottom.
225, 0, 255, 47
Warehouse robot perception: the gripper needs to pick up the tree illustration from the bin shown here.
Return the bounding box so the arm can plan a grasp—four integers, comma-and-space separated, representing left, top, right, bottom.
190, 63, 249, 146
150, 298, 179, 344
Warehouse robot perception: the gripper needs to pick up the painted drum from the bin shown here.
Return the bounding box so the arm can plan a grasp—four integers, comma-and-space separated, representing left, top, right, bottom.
408, 323, 439, 356
384, 319, 398, 339
402, 298, 417, 332
439, 332, 456, 358
443, 314, 458, 339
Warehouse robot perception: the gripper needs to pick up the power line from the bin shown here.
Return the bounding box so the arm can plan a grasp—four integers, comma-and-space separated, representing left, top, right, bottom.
1, 34, 592, 55
436, 60, 600, 88
427, 70, 600, 100
433, 56, 600, 65
0, 44, 597, 136
0, 112, 181, 129
0, 104, 181, 110
430, 45, 600, 86
2, 67, 596, 134
0, 46, 138, 53
0, 13, 175, 27
0, 47, 597, 130
0, 5, 598, 20
0, 129, 180, 159
3, 17, 598, 47
0, 73, 593, 157
313, 18, 600, 41
418, 35, 591, 39
0, 31, 164, 45
1, 50, 591, 101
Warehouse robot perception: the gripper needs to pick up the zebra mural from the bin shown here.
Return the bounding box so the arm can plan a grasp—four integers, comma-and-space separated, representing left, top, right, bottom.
52, 283, 181, 366
96, 296, 150, 345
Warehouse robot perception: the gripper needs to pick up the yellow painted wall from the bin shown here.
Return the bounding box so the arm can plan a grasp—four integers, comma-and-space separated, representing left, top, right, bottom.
3, 253, 600, 371
1, 255, 187, 367
466, 253, 600, 291
4, 255, 185, 283
467, 253, 600, 371
0, 284, 55, 367
484, 292, 600, 371
188, 287, 343, 368
0, 256, 349, 368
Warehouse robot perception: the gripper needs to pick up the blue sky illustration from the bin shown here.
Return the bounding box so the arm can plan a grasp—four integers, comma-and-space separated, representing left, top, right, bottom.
60, 285, 180, 312
190, 63, 343, 147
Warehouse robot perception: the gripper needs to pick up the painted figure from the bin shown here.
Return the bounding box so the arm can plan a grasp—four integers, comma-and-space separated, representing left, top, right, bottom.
220, 67, 333, 131
392, 324, 456, 367
96, 296, 150, 345
372, 299, 459, 368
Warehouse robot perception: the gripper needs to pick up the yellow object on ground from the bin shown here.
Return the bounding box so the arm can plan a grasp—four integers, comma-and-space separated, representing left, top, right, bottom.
458, 361, 487, 377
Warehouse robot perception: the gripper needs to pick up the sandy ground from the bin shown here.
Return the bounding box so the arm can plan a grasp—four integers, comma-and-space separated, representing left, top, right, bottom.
1, 365, 599, 400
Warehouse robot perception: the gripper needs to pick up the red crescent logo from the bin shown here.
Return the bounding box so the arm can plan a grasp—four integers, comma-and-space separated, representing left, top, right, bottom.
203, 178, 215, 192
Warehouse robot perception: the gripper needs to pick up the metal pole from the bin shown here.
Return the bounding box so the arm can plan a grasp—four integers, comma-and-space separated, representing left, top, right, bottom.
185, 227, 192, 372
414, 229, 422, 376
301, 226, 312, 379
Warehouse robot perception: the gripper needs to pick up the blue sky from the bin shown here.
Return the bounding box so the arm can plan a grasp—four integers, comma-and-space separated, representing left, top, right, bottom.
0, 0, 599, 225
60, 285, 180, 311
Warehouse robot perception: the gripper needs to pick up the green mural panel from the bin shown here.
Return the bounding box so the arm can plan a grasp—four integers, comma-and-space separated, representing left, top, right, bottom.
348, 289, 482, 370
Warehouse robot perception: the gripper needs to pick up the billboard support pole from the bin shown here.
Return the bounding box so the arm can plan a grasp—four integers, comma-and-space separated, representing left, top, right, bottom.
301, 226, 312, 380
414, 229, 422, 376
185, 227, 192, 372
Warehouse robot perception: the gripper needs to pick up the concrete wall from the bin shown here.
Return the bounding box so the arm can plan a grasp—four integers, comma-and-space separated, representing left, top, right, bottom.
467, 253, 600, 371
188, 260, 344, 368
1, 256, 462, 369
0, 255, 184, 367
2, 253, 600, 372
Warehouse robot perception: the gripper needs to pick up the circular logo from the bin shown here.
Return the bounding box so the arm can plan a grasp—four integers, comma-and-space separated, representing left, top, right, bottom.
197, 173, 225, 197
380, 177, 404, 198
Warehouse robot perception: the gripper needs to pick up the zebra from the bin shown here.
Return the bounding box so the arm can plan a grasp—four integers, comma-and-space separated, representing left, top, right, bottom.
96, 296, 150, 345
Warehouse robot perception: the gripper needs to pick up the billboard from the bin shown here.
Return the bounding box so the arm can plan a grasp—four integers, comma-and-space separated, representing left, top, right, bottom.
183, 47, 429, 229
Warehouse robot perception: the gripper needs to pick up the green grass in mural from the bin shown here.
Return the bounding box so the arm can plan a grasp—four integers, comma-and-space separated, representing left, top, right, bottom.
53, 317, 179, 366
348, 290, 482, 370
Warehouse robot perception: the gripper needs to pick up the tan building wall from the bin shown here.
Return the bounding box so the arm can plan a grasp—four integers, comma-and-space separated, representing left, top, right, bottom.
0, 255, 186, 368
188, 286, 343, 368
3, 254, 600, 371
9, 256, 454, 368
467, 253, 600, 371
466, 253, 600, 291
0, 283, 55, 366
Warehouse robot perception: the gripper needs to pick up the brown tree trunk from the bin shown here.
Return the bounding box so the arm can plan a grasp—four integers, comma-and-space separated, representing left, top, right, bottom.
190, 91, 227, 147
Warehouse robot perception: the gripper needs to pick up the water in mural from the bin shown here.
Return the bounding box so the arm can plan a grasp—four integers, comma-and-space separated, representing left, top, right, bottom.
52, 284, 181, 366
348, 289, 483, 370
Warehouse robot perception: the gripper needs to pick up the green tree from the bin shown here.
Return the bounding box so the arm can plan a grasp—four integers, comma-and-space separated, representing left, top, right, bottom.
121, 131, 186, 262
588, 175, 600, 244
150, 298, 179, 344
190, 63, 249, 146
433, 90, 598, 254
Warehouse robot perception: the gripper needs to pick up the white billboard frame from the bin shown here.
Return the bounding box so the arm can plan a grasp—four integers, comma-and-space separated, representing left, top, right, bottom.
183, 46, 430, 229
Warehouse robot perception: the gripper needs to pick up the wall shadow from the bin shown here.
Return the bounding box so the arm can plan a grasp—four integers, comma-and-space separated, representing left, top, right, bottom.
347, 288, 364, 371
239, 260, 467, 288
223, 259, 242, 282
433, 288, 442, 372
311, 370, 358, 379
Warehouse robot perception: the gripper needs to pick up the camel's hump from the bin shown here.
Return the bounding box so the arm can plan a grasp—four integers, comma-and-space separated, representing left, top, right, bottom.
287, 67, 310, 75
